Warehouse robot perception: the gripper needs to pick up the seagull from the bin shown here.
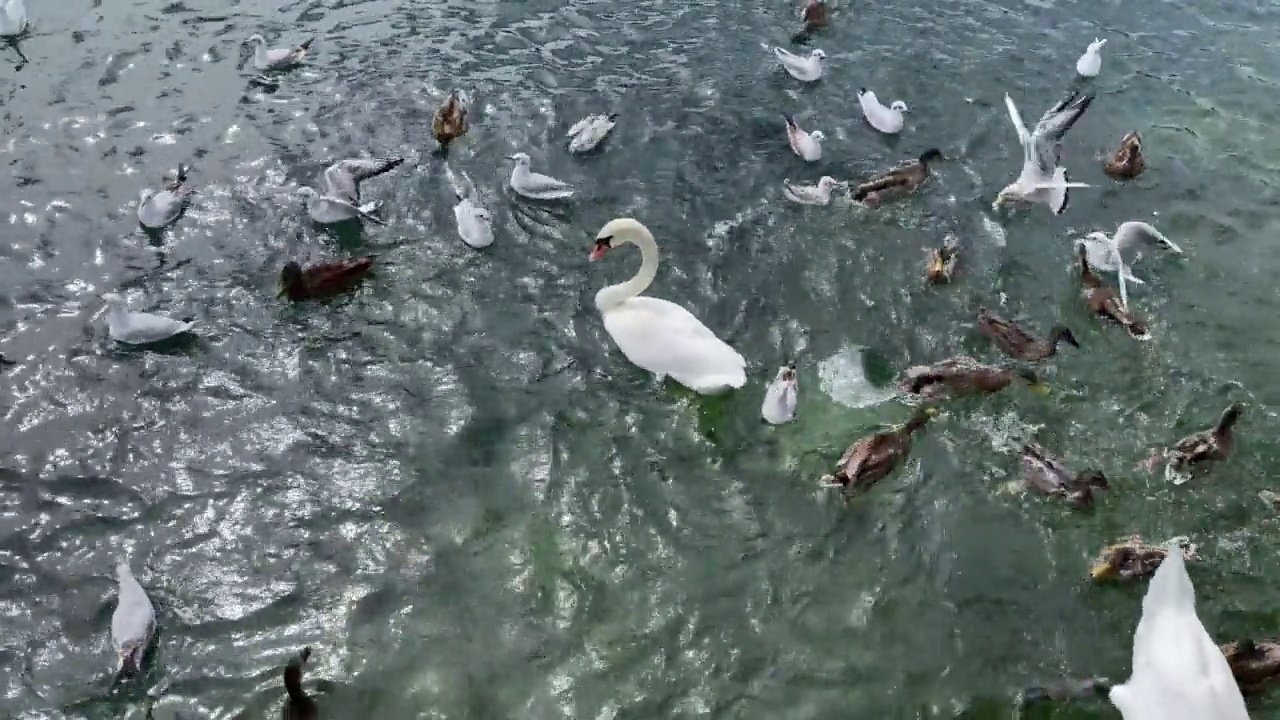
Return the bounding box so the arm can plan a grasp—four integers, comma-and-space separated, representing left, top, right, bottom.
0, 0, 27, 37
298, 157, 404, 224
137, 165, 193, 229
1076, 38, 1106, 77
103, 293, 197, 345
508, 153, 574, 200
857, 89, 908, 134
1078, 221, 1184, 311
567, 113, 618, 154
247, 34, 314, 71
111, 561, 156, 680
454, 193, 494, 248
783, 115, 824, 161
995, 91, 1094, 215
783, 176, 846, 205
773, 47, 824, 82
761, 362, 799, 425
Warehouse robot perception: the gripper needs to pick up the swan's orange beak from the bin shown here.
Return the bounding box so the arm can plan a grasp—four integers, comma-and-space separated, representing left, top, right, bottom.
589, 246, 607, 261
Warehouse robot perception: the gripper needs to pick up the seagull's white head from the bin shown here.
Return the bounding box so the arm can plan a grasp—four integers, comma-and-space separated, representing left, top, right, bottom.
891, 101, 909, 113
296, 187, 318, 200
1088, 38, 1107, 52
808, 130, 825, 142
248, 34, 266, 45
810, 49, 826, 60
508, 152, 531, 167
138, 188, 154, 206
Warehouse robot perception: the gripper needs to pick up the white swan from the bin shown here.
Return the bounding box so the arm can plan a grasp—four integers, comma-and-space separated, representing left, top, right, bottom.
1078, 221, 1183, 312
247, 34, 313, 71
567, 113, 618, 154
761, 362, 798, 424
453, 194, 493, 249
103, 293, 197, 345
784, 114, 824, 161
857, 89, 908, 134
112, 561, 156, 679
783, 176, 845, 205
0, 0, 27, 37
590, 218, 747, 394
773, 47, 825, 82
1109, 543, 1248, 720
1076, 38, 1106, 77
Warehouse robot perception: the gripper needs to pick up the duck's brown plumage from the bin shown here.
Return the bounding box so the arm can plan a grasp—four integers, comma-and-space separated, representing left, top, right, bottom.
1104, 131, 1145, 180
852, 149, 944, 207
1089, 537, 1195, 581
897, 355, 1043, 401
283, 647, 318, 720
1221, 639, 1280, 695
821, 408, 934, 495
432, 91, 468, 148
926, 234, 960, 284
790, 0, 829, 43
1077, 245, 1148, 338
1020, 441, 1108, 508
977, 307, 1080, 362
280, 257, 376, 302
1165, 402, 1244, 475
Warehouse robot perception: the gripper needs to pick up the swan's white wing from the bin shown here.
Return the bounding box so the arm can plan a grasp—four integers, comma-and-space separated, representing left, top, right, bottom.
603, 297, 746, 394
111, 311, 195, 344
1114, 221, 1184, 256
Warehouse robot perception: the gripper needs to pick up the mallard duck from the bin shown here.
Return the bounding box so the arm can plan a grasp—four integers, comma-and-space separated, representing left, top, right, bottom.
1152, 402, 1245, 477
851, 148, 945, 207
280, 257, 376, 301
790, 0, 829, 44
282, 647, 318, 720
977, 307, 1080, 362
1020, 441, 1108, 507
819, 408, 936, 495
1089, 536, 1196, 581
1077, 244, 1148, 339
898, 355, 1046, 401
925, 234, 960, 284
1104, 131, 1145, 180
432, 91, 468, 150
1221, 639, 1280, 695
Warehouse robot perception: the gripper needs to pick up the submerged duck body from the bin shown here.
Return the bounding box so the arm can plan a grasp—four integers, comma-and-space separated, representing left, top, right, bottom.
1020, 442, 1108, 507
433, 91, 468, 149
977, 307, 1079, 362
852, 149, 944, 207
1105, 131, 1146, 180
821, 408, 935, 495
1077, 245, 1148, 339
1090, 536, 1196, 581
898, 355, 1043, 401
1221, 639, 1280, 696
282, 647, 319, 720
280, 257, 376, 301
925, 233, 960, 284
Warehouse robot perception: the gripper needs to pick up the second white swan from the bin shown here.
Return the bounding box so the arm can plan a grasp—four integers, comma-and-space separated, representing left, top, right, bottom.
590, 218, 747, 395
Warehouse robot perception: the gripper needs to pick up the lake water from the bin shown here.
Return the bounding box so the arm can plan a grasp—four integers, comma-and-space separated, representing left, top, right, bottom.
3, 0, 1280, 718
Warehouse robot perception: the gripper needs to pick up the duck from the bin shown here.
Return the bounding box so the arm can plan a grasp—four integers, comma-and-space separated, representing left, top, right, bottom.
111, 561, 156, 680
977, 307, 1080, 362
790, 0, 829, 43
590, 218, 747, 394
782, 176, 846, 205
925, 233, 960, 284
0, 353, 14, 367
1104, 131, 1145, 180
1148, 402, 1245, 479
1077, 244, 1148, 339
432, 91, 468, 150
279, 257, 376, 302
247, 34, 313, 71
773, 47, 824, 82
851, 149, 944, 207
783, 114, 824, 161
453, 194, 493, 248
1089, 536, 1196, 582
103, 293, 197, 345
1108, 542, 1248, 720
1078, 220, 1182, 313
761, 362, 798, 425
508, 153, 575, 200
138, 165, 193, 230
1021, 678, 1113, 707
567, 113, 617, 154
1076, 38, 1106, 78
857, 89, 908, 134
0, 0, 27, 36
819, 408, 936, 495
1220, 639, 1280, 696
1019, 441, 1108, 508
282, 647, 318, 720
897, 355, 1046, 401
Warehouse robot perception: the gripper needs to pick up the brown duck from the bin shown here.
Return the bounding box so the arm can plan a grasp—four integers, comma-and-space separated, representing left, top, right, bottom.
790, 0, 829, 44
280, 257, 376, 301
432, 91, 468, 150
1221, 639, 1280, 695
1089, 536, 1195, 581
977, 307, 1080, 362
898, 355, 1046, 401
1149, 402, 1244, 477
1104, 131, 1145, 180
282, 647, 318, 720
1077, 244, 1148, 339
820, 408, 936, 495
852, 149, 945, 207
926, 234, 960, 284
1019, 442, 1108, 508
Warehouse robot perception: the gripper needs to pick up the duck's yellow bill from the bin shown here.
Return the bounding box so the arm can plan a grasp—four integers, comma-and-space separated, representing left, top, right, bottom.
1030, 383, 1050, 395
924, 407, 940, 416
1089, 563, 1113, 580
276, 286, 287, 299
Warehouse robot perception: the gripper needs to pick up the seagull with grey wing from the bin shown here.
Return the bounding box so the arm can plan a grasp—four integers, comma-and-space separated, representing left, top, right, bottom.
1077, 220, 1184, 312
995, 91, 1095, 215
297, 157, 405, 225
247, 34, 314, 71
137, 165, 193, 229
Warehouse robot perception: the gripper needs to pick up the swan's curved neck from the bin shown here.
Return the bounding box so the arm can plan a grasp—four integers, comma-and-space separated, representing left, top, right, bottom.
596, 229, 659, 310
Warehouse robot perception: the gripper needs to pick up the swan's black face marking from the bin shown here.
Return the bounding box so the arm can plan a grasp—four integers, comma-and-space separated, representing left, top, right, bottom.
590, 235, 613, 260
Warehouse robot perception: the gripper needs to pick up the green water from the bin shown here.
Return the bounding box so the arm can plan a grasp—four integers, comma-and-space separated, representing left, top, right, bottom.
1, 0, 1279, 718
